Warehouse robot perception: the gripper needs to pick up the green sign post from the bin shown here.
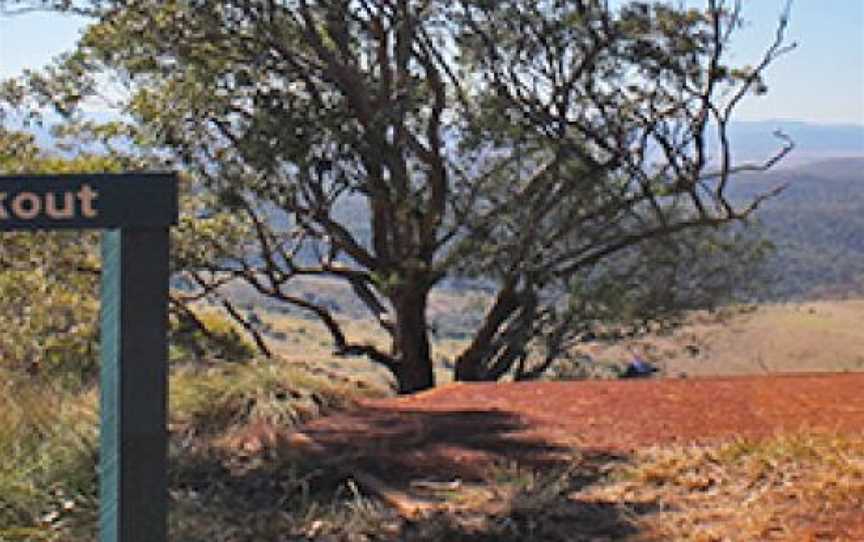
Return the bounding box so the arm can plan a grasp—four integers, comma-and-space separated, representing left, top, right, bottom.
0, 173, 177, 542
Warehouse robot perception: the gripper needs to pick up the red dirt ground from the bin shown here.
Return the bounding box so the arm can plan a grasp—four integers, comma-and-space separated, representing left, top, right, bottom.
279, 373, 864, 539
289, 373, 864, 478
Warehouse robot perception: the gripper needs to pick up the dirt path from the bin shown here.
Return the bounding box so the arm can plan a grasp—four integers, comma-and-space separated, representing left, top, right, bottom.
275, 373, 864, 540
289, 373, 864, 479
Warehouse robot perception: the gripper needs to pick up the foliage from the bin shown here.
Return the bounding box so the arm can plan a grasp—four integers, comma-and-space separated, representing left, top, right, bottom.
1, 0, 794, 392
0, 129, 108, 386
0, 127, 265, 383
169, 308, 258, 364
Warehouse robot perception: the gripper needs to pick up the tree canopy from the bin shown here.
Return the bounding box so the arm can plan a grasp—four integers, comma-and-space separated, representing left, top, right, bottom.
1, 0, 794, 393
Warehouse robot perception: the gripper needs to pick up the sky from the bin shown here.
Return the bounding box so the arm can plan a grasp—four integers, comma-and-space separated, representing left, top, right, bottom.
0, 1, 862, 125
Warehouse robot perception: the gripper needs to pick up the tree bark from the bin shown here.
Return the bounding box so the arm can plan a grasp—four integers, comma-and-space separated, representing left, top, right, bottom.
454, 281, 520, 382
393, 286, 435, 394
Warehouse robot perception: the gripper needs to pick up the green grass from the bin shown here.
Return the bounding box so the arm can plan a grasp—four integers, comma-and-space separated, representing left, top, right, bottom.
0, 358, 385, 541
170, 359, 384, 436
0, 374, 99, 542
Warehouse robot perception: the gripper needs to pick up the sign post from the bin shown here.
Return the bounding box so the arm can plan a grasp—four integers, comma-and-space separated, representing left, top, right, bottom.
0, 173, 177, 542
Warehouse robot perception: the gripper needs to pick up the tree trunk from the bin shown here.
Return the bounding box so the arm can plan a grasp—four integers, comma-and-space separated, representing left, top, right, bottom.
454, 281, 521, 382
393, 287, 435, 394
454, 353, 486, 382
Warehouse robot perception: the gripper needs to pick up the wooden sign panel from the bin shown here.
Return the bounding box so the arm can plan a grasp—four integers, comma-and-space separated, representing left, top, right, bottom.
0, 173, 177, 230
1, 172, 176, 542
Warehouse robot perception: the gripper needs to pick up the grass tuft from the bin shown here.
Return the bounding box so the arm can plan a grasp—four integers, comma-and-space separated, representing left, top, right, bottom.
170, 358, 385, 437
0, 373, 99, 541
0, 359, 383, 541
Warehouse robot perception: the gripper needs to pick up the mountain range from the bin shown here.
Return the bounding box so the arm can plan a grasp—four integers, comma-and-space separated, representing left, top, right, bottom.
8, 117, 864, 301
731, 156, 864, 300
15, 116, 864, 165
723, 120, 864, 165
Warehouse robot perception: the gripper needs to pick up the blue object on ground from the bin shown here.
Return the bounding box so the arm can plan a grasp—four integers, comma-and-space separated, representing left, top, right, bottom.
622, 357, 659, 378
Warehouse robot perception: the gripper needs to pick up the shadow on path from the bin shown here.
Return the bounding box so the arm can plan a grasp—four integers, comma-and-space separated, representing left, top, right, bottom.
293, 406, 578, 480
166, 405, 663, 541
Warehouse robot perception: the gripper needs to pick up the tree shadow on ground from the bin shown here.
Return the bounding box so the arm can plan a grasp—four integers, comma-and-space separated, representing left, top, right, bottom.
167, 407, 665, 541
293, 406, 579, 480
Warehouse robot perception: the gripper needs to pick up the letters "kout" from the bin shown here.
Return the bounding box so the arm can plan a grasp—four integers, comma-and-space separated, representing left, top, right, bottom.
0, 185, 99, 221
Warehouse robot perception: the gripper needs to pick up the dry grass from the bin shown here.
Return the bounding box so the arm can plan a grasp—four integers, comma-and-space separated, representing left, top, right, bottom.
247, 291, 864, 386
0, 358, 385, 542
4, 362, 863, 541
578, 431, 864, 541
263, 310, 470, 389
170, 358, 385, 437
0, 373, 99, 542
6, 292, 864, 540
372, 430, 864, 541
574, 300, 864, 378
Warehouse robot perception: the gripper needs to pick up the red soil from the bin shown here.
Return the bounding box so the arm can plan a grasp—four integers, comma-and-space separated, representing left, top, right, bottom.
290, 373, 864, 477
280, 373, 864, 539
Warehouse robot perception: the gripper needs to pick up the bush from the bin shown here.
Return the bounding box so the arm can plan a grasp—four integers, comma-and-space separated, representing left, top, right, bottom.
0, 247, 100, 389
169, 308, 258, 364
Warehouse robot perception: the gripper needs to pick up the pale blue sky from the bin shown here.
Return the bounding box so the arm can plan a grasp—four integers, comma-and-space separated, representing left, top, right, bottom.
0, 2, 862, 125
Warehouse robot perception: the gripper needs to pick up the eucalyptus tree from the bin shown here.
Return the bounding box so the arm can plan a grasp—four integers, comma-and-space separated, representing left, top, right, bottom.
2, 0, 793, 393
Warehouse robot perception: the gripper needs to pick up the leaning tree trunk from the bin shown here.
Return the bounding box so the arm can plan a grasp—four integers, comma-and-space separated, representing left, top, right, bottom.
392, 286, 435, 394
454, 281, 522, 382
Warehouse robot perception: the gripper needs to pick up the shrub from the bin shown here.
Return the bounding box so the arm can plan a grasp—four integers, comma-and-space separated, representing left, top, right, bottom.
169, 308, 258, 364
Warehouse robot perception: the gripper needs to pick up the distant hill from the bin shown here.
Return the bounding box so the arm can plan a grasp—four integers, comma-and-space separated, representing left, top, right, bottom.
14, 115, 864, 165
9, 115, 862, 301
269, 156, 864, 303
730, 156, 864, 300
722, 120, 864, 165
